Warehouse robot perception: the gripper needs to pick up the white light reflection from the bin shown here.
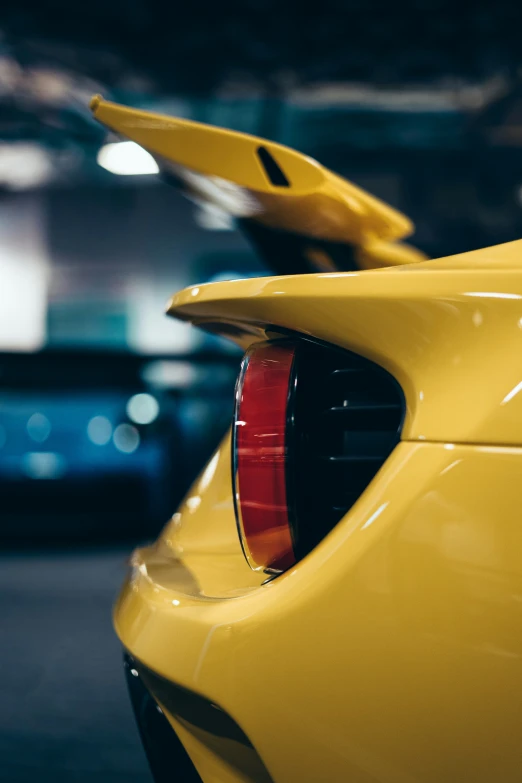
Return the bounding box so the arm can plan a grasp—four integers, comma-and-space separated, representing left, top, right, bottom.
194, 203, 234, 231
472, 310, 483, 327
198, 451, 220, 493
501, 380, 522, 405
439, 459, 462, 477
180, 170, 260, 217
464, 292, 522, 300
361, 502, 389, 531
186, 496, 201, 512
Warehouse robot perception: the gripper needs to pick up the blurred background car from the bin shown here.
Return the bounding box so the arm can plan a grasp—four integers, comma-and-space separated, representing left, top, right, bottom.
4, 1, 522, 781
0, 348, 238, 541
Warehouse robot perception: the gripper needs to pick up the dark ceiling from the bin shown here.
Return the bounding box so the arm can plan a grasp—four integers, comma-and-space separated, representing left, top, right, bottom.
2, 0, 522, 259
1, 1, 522, 147
3, 0, 522, 92
0, 1, 521, 169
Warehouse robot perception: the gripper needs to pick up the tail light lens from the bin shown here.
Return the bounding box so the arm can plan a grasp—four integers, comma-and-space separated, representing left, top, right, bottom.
232, 341, 296, 572
233, 338, 404, 575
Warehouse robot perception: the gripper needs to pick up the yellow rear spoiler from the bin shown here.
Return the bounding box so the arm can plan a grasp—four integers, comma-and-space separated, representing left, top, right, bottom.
90, 95, 426, 272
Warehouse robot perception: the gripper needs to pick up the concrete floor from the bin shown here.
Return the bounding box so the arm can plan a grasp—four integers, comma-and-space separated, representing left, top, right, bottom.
0, 546, 153, 783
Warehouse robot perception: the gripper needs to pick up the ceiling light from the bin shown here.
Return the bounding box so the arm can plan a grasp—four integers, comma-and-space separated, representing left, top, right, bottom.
0, 143, 53, 190
97, 141, 159, 176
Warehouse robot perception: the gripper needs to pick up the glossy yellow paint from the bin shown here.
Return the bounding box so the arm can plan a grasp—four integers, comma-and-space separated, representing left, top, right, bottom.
90, 95, 426, 267
355, 238, 429, 269
131, 434, 264, 601
167, 239, 522, 446
116, 438, 522, 782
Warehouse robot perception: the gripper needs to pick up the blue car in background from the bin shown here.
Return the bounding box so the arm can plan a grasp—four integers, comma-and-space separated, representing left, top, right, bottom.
0, 350, 236, 542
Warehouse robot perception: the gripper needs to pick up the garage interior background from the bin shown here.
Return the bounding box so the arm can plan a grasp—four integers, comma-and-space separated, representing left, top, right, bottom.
2, 2, 522, 781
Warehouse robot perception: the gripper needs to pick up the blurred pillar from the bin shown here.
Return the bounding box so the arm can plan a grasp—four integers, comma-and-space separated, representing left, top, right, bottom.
0, 195, 49, 350
126, 278, 200, 354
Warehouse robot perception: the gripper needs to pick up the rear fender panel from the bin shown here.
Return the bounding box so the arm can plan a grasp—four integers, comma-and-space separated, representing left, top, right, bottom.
168, 242, 522, 446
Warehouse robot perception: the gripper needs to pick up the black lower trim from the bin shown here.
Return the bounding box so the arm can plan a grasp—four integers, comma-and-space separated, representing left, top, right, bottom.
124, 654, 202, 783
124, 653, 275, 783
135, 657, 253, 748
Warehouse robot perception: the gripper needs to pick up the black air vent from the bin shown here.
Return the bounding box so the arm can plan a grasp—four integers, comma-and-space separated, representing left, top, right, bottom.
257, 146, 290, 187
288, 340, 404, 557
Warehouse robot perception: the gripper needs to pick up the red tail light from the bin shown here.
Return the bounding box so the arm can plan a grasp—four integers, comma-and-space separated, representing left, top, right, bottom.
233, 341, 296, 573
233, 338, 404, 574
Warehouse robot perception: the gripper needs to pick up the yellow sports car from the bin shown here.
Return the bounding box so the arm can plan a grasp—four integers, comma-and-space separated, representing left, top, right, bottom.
92, 96, 522, 783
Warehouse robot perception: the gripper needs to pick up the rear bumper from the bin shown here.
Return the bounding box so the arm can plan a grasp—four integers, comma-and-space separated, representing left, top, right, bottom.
115, 438, 522, 783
